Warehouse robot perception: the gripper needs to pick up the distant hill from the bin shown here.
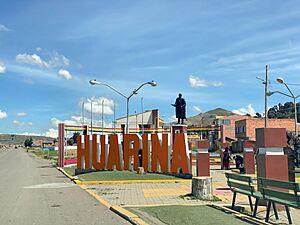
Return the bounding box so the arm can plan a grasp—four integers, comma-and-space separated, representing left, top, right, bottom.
0, 134, 55, 145
186, 108, 235, 126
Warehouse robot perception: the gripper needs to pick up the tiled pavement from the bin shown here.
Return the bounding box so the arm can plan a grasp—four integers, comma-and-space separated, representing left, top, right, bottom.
84, 167, 300, 224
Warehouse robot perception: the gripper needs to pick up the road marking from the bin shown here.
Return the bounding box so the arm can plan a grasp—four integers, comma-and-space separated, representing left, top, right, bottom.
24, 183, 76, 189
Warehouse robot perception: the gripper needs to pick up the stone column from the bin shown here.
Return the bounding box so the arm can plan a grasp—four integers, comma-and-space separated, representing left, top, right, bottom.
256, 128, 288, 181
197, 140, 210, 176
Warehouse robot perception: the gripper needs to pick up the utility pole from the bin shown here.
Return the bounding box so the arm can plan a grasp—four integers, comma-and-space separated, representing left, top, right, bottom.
265, 65, 268, 128
90, 99, 93, 135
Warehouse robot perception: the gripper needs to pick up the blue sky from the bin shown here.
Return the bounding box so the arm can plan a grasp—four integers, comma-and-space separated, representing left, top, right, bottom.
1, 0, 300, 137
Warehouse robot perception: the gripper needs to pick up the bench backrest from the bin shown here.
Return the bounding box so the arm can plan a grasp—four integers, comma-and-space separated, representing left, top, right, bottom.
225, 173, 255, 195
258, 177, 300, 208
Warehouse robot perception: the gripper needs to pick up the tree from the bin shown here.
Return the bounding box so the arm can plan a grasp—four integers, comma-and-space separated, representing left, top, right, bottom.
24, 138, 33, 147
72, 132, 80, 144
67, 138, 74, 146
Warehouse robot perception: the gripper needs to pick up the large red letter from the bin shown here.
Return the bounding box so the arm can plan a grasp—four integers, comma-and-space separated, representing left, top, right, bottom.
171, 133, 190, 174
151, 134, 169, 173
92, 134, 107, 170
124, 134, 141, 171
77, 135, 90, 169
142, 134, 150, 172
107, 134, 123, 170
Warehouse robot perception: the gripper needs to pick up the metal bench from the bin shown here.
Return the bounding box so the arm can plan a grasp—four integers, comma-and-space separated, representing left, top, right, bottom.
258, 177, 300, 224
225, 173, 261, 216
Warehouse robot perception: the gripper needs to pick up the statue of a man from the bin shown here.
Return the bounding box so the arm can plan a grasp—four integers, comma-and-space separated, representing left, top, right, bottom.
172, 93, 186, 124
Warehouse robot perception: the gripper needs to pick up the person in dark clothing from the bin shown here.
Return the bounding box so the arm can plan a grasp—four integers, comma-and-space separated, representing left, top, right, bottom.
233, 155, 244, 173
172, 93, 186, 124
223, 147, 231, 170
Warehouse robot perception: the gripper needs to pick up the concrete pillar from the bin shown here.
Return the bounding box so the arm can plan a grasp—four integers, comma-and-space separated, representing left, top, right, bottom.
256, 128, 289, 182
58, 123, 65, 167
197, 140, 210, 176
243, 140, 255, 174
192, 176, 213, 200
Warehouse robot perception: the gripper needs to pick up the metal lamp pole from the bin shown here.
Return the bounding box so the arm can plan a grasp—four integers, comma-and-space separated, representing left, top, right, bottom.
267, 77, 300, 136
89, 80, 157, 134
256, 65, 269, 127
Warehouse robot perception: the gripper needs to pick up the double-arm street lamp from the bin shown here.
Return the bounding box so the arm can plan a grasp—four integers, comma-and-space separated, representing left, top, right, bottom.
267, 77, 300, 136
89, 80, 157, 134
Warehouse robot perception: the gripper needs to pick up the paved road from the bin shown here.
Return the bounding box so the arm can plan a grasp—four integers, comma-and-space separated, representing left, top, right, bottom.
0, 148, 130, 225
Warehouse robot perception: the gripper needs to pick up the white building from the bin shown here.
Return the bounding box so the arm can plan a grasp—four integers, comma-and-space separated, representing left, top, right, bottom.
115, 109, 163, 131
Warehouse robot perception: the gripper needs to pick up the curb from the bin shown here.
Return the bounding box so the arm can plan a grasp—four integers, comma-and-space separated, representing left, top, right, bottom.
74, 179, 192, 185
57, 167, 149, 225
210, 204, 272, 225
110, 206, 149, 225
56, 167, 77, 181
80, 185, 148, 225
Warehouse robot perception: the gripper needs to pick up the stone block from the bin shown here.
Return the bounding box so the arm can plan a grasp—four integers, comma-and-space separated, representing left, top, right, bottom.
192, 176, 213, 200
255, 128, 287, 148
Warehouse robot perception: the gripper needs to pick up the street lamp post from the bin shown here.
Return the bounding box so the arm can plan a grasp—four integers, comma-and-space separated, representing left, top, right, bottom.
89, 80, 157, 133
256, 65, 269, 127
267, 77, 300, 136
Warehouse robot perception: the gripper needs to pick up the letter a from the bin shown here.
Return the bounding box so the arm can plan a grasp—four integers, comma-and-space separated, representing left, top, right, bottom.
171, 133, 190, 174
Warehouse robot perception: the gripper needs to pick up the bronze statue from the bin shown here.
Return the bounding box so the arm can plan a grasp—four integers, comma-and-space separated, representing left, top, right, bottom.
172, 93, 186, 124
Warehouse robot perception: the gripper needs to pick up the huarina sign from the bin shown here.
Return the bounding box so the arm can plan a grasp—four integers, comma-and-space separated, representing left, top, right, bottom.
77, 133, 191, 174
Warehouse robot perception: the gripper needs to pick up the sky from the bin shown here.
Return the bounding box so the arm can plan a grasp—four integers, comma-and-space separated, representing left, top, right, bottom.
1, 0, 300, 137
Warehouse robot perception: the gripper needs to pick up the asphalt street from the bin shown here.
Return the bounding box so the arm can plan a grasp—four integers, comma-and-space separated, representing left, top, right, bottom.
0, 148, 130, 225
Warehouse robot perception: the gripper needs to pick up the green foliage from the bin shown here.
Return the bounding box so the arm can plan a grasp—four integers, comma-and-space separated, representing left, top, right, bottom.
72, 132, 80, 144
268, 101, 300, 121
67, 138, 74, 146
24, 138, 33, 147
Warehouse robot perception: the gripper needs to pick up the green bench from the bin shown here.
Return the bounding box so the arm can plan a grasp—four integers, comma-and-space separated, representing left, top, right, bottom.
225, 173, 261, 216
258, 177, 300, 224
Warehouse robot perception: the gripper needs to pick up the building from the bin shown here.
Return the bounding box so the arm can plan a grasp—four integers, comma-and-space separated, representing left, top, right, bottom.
215, 115, 250, 144
115, 109, 161, 131
235, 118, 300, 141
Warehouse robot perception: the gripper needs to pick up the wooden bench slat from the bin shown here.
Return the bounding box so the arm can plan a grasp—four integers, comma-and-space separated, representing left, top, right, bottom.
225, 173, 253, 183
259, 177, 299, 191
262, 188, 299, 204
228, 181, 254, 193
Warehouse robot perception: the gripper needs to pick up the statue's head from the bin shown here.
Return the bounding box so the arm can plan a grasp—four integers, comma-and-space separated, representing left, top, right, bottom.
178, 93, 182, 98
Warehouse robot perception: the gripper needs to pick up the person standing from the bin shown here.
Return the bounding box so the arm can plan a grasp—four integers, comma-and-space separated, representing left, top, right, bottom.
172, 93, 186, 124
223, 147, 231, 170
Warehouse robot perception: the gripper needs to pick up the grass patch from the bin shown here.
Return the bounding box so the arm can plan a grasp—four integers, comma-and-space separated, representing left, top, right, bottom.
179, 193, 221, 201
62, 167, 189, 181
126, 205, 250, 225
30, 149, 57, 160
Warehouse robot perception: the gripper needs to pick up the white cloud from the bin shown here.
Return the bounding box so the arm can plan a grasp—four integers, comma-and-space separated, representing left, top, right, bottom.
81, 97, 114, 115
17, 112, 27, 116
192, 106, 202, 113
16, 51, 70, 69
0, 61, 6, 73
0, 110, 8, 119
50, 116, 82, 128
189, 75, 223, 88
0, 24, 9, 32
58, 69, 72, 80
16, 53, 49, 68
13, 120, 33, 126
232, 104, 256, 116
44, 128, 58, 138
48, 52, 70, 67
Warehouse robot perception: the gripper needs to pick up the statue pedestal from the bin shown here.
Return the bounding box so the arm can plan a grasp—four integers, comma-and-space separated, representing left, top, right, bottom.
171, 124, 188, 144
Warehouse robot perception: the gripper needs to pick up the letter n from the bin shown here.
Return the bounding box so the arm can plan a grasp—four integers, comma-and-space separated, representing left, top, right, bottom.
151, 133, 169, 173
77, 135, 90, 169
